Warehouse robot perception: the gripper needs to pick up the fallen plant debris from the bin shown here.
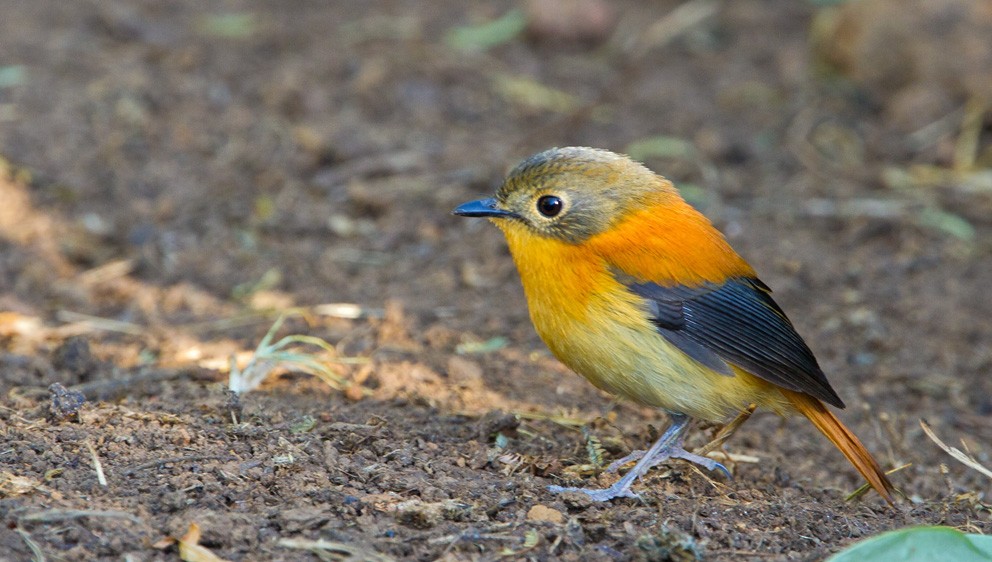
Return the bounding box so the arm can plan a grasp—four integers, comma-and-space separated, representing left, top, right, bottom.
920, 419, 992, 481
227, 313, 367, 395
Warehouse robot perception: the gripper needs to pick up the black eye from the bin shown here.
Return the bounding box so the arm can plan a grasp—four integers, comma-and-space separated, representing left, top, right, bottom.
536, 195, 563, 217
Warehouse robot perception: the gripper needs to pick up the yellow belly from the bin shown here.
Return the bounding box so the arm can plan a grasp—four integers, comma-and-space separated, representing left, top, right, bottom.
502, 223, 788, 421
534, 294, 788, 421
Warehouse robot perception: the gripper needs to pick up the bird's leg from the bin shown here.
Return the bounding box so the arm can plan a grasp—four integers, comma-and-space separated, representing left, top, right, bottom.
606, 414, 735, 475
549, 414, 729, 501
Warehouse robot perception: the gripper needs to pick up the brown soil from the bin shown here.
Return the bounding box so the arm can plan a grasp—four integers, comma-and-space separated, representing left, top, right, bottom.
1, 1, 990, 561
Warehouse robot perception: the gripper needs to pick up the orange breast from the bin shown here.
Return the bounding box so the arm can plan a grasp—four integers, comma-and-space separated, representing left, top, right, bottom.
586, 198, 755, 286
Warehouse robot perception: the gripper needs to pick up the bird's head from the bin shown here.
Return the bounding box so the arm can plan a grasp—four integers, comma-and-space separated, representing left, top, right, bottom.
453, 147, 676, 243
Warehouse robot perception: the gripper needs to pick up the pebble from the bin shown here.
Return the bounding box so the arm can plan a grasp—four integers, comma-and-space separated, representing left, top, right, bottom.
527, 504, 564, 524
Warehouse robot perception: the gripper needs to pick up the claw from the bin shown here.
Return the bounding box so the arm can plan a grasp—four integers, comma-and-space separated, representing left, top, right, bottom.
668, 448, 732, 479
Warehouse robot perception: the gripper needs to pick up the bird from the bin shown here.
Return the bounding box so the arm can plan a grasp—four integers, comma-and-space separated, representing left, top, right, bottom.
453, 146, 895, 503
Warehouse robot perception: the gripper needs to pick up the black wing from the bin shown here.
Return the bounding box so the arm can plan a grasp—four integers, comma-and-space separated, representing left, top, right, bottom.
626, 277, 845, 408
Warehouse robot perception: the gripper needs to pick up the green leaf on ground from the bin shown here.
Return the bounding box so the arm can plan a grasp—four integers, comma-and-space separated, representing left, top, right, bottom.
456, 336, 508, 355
625, 136, 697, 161
917, 207, 976, 241
0, 65, 26, 88
445, 10, 527, 52
492, 73, 580, 113
197, 13, 257, 39
828, 527, 992, 562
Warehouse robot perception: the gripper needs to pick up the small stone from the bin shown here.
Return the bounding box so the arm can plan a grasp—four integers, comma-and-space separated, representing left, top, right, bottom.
48, 383, 86, 423
344, 383, 366, 402
526, 0, 616, 43
527, 504, 564, 524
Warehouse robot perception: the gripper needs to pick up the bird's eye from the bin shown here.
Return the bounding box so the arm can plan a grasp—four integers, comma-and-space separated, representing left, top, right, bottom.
536, 195, 563, 217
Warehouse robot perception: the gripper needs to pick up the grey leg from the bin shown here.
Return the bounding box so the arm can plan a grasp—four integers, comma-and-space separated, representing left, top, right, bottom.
548, 414, 728, 501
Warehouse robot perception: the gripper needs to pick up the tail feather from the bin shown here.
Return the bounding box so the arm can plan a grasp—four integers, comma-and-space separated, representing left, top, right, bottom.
782, 389, 895, 504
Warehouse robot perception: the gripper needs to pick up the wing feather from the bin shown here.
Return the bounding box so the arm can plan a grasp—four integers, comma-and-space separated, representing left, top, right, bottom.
627, 277, 845, 408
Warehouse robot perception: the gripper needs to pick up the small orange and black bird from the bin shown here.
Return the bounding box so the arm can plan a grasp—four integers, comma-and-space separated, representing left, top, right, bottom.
453, 147, 894, 502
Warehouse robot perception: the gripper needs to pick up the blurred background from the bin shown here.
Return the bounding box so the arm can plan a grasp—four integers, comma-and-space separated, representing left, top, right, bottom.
1, 1, 990, 560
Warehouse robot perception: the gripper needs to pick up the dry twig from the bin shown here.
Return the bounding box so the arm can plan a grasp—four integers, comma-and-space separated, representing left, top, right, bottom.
920, 419, 992, 480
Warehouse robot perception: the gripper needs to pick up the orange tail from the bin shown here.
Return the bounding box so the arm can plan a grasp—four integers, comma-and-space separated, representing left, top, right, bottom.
782, 389, 895, 504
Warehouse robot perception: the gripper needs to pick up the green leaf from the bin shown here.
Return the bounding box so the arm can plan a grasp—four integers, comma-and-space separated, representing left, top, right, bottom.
456, 336, 508, 354
917, 207, 976, 241
492, 73, 580, 113
625, 136, 697, 162
197, 13, 257, 39
828, 527, 992, 562
673, 182, 713, 209
445, 10, 527, 52
0, 65, 26, 89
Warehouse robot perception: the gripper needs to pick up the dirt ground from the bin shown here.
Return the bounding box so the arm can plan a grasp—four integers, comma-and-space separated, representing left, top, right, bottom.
1, 1, 991, 560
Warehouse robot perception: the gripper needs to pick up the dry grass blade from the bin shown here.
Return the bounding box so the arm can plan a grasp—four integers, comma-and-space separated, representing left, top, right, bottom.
313, 302, 375, 319
953, 96, 988, 171
277, 538, 396, 562
19, 509, 144, 525
85, 441, 108, 487
15, 527, 45, 562
55, 310, 146, 336
846, 463, 911, 502
920, 419, 992, 480
77, 258, 134, 285
633, 0, 719, 57
514, 410, 589, 428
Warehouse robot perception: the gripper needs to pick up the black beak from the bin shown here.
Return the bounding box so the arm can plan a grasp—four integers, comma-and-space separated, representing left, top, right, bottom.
452, 197, 515, 218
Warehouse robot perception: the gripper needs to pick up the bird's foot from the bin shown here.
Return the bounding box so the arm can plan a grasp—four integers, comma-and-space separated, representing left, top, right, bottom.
548, 414, 728, 502
668, 446, 732, 479
606, 446, 731, 478
547, 483, 639, 502
549, 445, 730, 502
605, 449, 646, 473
